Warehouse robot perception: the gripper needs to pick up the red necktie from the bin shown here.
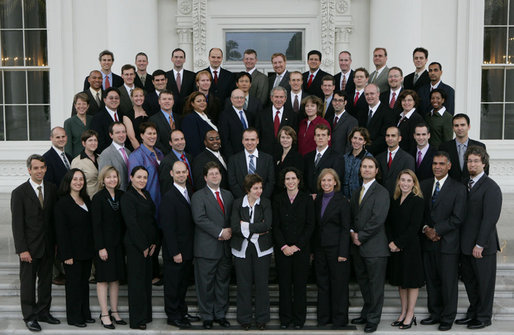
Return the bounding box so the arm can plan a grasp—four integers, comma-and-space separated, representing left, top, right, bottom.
307, 74, 314, 88
216, 191, 225, 214
213, 70, 218, 85
293, 95, 299, 113
353, 92, 359, 106
180, 153, 192, 184
104, 76, 110, 89
114, 112, 119, 122
274, 110, 280, 137
341, 74, 347, 91
388, 151, 393, 169
389, 92, 396, 109
333, 116, 339, 128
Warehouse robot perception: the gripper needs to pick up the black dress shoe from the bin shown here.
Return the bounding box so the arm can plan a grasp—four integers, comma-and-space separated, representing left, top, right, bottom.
467, 319, 491, 329
420, 317, 439, 325
168, 319, 191, 329
184, 313, 201, 322
364, 323, 378, 333
257, 322, 266, 330
138, 324, 146, 330
294, 324, 303, 329
38, 314, 60, 324
152, 278, 163, 286
69, 322, 87, 328
85, 318, 95, 323
351, 317, 367, 325
241, 323, 251, 330
280, 323, 289, 329
214, 318, 231, 327
100, 314, 115, 329
109, 310, 127, 325
203, 320, 213, 329
455, 316, 473, 325
25, 320, 41, 332
438, 322, 452, 331
391, 319, 404, 327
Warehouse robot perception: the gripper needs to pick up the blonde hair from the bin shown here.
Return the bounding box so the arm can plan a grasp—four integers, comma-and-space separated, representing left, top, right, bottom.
393, 169, 423, 200
317, 168, 341, 192
97, 165, 120, 191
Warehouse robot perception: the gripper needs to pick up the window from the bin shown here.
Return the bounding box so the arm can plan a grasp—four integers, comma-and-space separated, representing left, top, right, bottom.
0, 0, 49, 141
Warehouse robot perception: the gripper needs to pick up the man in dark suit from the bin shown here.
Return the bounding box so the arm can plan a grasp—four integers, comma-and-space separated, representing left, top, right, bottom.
346, 67, 369, 119
285, 71, 305, 115
377, 126, 415, 196
160, 161, 200, 329
334, 51, 355, 94
134, 52, 154, 92
91, 87, 123, 153
361, 84, 393, 155
349, 156, 390, 333
439, 114, 487, 184
321, 75, 335, 118
403, 47, 430, 93
411, 123, 436, 181
43, 126, 72, 188
83, 50, 123, 90
324, 90, 358, 154
457, 146, 502, 329
419, 151, 467, 331
233, 72, 263, 120
227, 128, 275, 198
302, 50, 330, 100
379, 67, 403, 115
98, 122, 131, 191
268, 52, 291, 93
148, 90, 181, 155
255, 86, 298, 157
118, 64, 137, 115
72, 70, 104, 116
304, 124, 345, 196
159, 129, 193, 195
142, 69, 168, 117
192, 130, 228, 190
243, 49, 269, 106
202, 48, 235, 105
191, 162, 234, 329
166, 48, 196, 115
369, 48, 389, 93
418, 62, 455, 116
11, 154, 60, 332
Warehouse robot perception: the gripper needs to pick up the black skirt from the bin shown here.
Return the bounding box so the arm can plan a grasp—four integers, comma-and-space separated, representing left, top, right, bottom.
94, 244, 125, 282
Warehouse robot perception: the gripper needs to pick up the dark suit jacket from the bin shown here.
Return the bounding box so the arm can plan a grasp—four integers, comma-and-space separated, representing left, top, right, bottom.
396, 110, 425, 153
83, 73, 123, 91
134, 72, 154, 92
404, 70, 430, 92
192, 149, 228, 190
148, 111, 182, 155
230, 197, 273, 252
142, 90, 160, 117
377, 147, 416, 196
273, 149, 304, 183
90, 108, 120, 153
324, 110, 358, 154
349, 180, 390, 257
166, 69, 196, 115
268, 71, 291, 92
218, 106, 255, 158
304, 147, 345, 194
224, 95, 262, 121
346, 89, 367, 119
420, 177, 467, 254
159, 185, 195, 260
460, 175, 502, 255
255, 105, 298, 157
361, 102, 394, 155
91, 188, 124, 251
379, 88, 403, 116
227, 150, 275, 198
314, 192, 351, 257
411, 144, 436, 181
159, 150, 193, 195
118, 86, 134, 116
202, 67, 235, 105
43, 147, 72, 188
303, 69, 330, 100
181, 112, 216, 157
439, 139, 488, 183
334, 70, 355, 95
71, 89, 104, 116
11, 180, 57, 258
285, 90, 305, 116
418, 81, 455, 116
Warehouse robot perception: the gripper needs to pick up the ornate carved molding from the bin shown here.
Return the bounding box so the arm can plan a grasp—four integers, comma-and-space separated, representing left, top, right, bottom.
177, 28, 193, 44
320, 0, 336, 69
335, 0, 349, 14
335, 26, 352, 43
192, 0, 208, 70
178, 0, 192, 15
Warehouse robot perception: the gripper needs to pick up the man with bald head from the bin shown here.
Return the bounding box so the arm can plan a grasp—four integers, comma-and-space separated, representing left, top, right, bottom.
43, 127, 72, 188
159, 129, 193, 195
202, 48, 235, 104
72, 70, 104, 116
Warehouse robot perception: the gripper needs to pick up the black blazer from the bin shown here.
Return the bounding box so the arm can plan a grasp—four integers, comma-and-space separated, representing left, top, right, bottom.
192, 149, 228, 190
268, 71, 291, 92
166, 69, 196, 115
420, 177, 467, 254
11, 180, 57, 258
202, 67, 236, 105
55, 194, 94, 261
334, 70, 355, 95
224, 95, 262, 121
159, 150, 194, 195
411, 144, 436, 182
90, 108, 121, 153
418, 81, 455, 116
148, 111, 182, 155
314, 192, 351, 258
403, 70, 430, 92
91, 188, 124, 251
346, 89, 367, 119
218, 105, 255, 158
159, 185, 195, 260
142, 90, 160, 117
227, 150, 275, 199
377, 147, 416, 196
379, 89, 403, 116
43, 148, 72, 188
255, 105, 298, 157
134, 72, 154, 93
272, 191, 315, 250
71, 89, 104, 117
396, 110, 425, 153
361, 103, 394, 155
121, 186, 158, 251
386, 193, 424, 251
324, 110, 358, 154
304, 147, 345, 194
438, 139, 488, 183
302, 69, 330, 100
181, 112, 216, 157
285, 90, 305, 116
83, 73, 123, 91
230, 196, 273, 252
273, 148, 304, 183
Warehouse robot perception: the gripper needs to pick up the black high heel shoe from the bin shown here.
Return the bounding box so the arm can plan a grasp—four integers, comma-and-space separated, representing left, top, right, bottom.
100, 314, 115, 329
400, 316, 417, 329
109, 310, 127, 325
391, 318, 404, 327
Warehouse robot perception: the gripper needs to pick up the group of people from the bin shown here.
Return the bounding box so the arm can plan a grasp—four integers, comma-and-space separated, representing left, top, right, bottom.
11, 45, 502, 333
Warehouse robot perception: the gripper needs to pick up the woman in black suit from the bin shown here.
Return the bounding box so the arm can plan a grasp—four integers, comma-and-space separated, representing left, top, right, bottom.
314, 168, 351, 327
231, 174, 273, 331
121, 166, 157, 330
386, 169, 424, 329
92, 165, 126, 329
396, 90, 424, 153
274, 126, 303, 193
181, 91, 218, 156
272, 167, 314, 329
55, 168, 95, 327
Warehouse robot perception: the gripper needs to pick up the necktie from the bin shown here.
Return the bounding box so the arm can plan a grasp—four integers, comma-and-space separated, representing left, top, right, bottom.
248, 154, 256, 174
353, 92, 359, 106
120, 147, 129, 165
417, 151, 422, 168
468, 179, 474, 192
37, 186, 44, 208
61, 152, 70, 169
323, 100, 327, 117
180, 153, 192, 184
140, 75, 146, 86
367, 109, 373, 126
389, 92, 396, 109
358, 186, 365, 205
273, 110, 280, 137
371, 72, 377, 83
243, 96, 248, 110
387, 151, 393, 169
184, 189, 190, 204
104, 76, 110, 89
215, 191, 225, 214
458, 143, 465, 170
333, 116, 339, 128
413, 73, 419, 84
307, 74, 314, 88
341, 74, 347, 91
95, 92, 101, 106
432, 181, 440, 203
169, 114, 175, 130
273, 75, 281, 88
315, 152, 322, 167
176, 72, 181, 93
239, 111, 248, 129
293, 95, 299, 113
213, 70, 218, 85
114, 112, 119, 122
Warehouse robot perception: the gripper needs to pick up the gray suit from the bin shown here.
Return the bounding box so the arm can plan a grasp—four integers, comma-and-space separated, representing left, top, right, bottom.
250, 69, 269, 106
350, 181, 390, 325
191, 187, 234, 321
369, 66, 389, 94
98, 143, 131, 191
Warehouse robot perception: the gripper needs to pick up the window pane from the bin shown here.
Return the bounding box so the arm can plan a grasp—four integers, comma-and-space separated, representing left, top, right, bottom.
25, 30, 48, 66
480, 103, 503, 139
0, 71, 3, 104
483, 27, 507, 64
5, 105, 27, 140
28, 105, 50, 140
24, 0, 46, 28
481, 68, 504, 102
1, 30, 24, 66
27, 71, 49, 104
0, 107, 4, 140
225, 31, 303, 61
504, 104, 514, 138
4, 71, 26, 104
0, 0, 22, 29
505, 68, 514, 102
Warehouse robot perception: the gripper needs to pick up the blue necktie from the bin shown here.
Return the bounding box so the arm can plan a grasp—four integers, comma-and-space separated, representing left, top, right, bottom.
239, 110, 248, 129
248, 154, 256, 174
432, 181, 440, 204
